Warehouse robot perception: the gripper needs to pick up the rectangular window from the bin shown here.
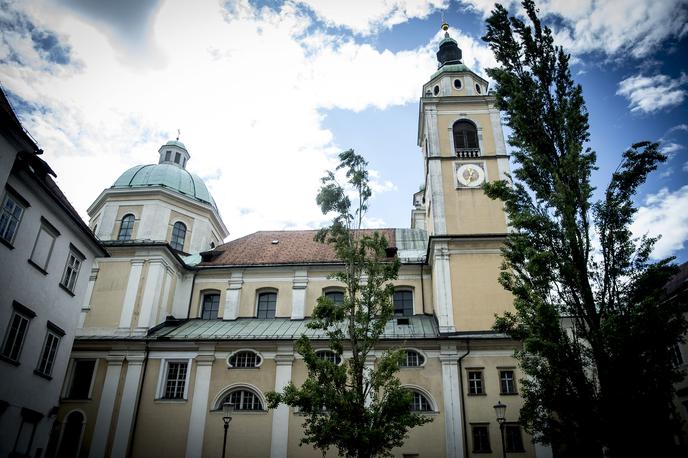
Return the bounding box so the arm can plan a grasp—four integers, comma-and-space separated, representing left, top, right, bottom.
174, 152, 181, 164
60, 245, 84, 293
505, 424, 525, 452
13, 408, 42, 456
500, 370, 517, 394
165, 150, 171, 161
468, 371, 484, 395
1, 302, 35, 364
29, 218, 59, 272
393, 290, 413, 317
201, 293, 220, 319
471, 424, 491, 453
0, 191, 26, 245
163, 361, 188, 399
64, 359, 97, 399
669, 343, 684, 367
35, 327, 62, 378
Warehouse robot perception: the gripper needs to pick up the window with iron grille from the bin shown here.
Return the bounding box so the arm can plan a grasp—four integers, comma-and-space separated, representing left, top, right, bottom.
409, 391, 432, 412
393, 290, 413, 317
0, 192, 25, 245
201, 293, 220, 319
35, 329, 61, 377
223, 389, 263, 411
500, 370, 517, 394
316, 350, 342, 365
468, 371, 484, 394
170, 221, 186, 251
163, 361, 188, 399
471, 424, 491, 453
505, 424, 525, 452
229, 350, 261, 368
118, 214, 135, 240
60, 248, 83, 293
400, 350, 424, 367
257, 292, 277, 318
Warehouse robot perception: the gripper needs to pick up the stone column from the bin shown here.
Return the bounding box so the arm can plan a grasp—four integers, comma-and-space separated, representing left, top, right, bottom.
119, 260, 145, 329
291, 271, 308, 320
136, 259, 166, 330
223, 272, 243, 320
111, 353, 146, 458
270, 346, 294, 458
432, 242, 455, 332
440, 345, 463, 458
79, 265, 99, 328
185, 350, 215, 458
89, 354, 125, 458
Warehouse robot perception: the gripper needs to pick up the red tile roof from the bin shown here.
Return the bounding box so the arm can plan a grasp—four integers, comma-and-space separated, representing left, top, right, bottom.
200, 229, 396, 266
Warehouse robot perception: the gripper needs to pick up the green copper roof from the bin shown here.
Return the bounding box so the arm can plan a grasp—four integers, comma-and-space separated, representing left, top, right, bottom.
430, 63, 472, 79
112, 163, 217, 209
439, 36, 457, 47
165, 139, 187, 149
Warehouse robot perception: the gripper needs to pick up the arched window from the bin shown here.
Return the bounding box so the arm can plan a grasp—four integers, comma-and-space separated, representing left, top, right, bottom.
56, 410, 85, 457
257, 291, 277, 319
409, 390, 433, 412
170, 221, 186, 251
117, 214, 135, 240
221, 389, 264, 411
452, 120, 480, 157
316, 350, 342, 365
201, 293, 220, 319
393, 289, 413, 317
323, 289, 344, 305
400, 349, 425, 367
228, 350, 262, 368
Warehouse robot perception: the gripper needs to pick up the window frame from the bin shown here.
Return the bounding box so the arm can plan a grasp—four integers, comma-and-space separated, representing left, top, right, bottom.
315, 349, 343, 365
60, 244, 85, 295
216, 387, 266, 412
256, 290, 277, 319
504, 423, 525, 452
403, 386, 437, 413
62, 359, 98, 400
117, 214, 135, 241
393, 288, 414, 317
467, 370, 484, 395
471, 423, 492, 453
0, 187, 28, 247
34, 321, 64, 379
28, 217, 60, 274
322, 289, 345, 306
499, 369, 517, 395
400, 349, 426, 368
227, 349, 263, 369
200, 291, 221, 320
170, 221, 187, 251
1, 301, 35, 365
156, 358, 192, 401
452, 119, 480, 156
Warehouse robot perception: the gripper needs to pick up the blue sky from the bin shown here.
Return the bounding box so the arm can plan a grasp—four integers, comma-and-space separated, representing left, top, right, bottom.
1, 0, 687, 262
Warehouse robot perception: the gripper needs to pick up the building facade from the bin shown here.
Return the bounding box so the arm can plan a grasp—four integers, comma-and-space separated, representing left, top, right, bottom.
0, 88, 107, 458
51, 27, 552, 458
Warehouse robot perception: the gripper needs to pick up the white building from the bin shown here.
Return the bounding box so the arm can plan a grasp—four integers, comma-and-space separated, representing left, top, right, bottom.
0, 88, 106, 458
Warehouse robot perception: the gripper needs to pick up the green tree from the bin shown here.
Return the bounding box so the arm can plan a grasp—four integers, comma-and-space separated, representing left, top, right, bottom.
481, 1, 687, 456
267, 150, 430, 458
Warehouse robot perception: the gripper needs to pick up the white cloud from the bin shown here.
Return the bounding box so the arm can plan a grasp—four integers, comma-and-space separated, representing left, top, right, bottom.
668, 124, 688, 134
683, 161, 688, 173
660, 142, 685, 160
2, 0, 497, 240
461, 0, 688, 59
631, 186, 688, 259
295, 0, 448, 35
616, 73, 688, 114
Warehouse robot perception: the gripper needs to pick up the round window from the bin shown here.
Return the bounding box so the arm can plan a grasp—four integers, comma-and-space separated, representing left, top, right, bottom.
433, 85, 440, 96
475, 84, 481, 94
453, 79, 462, 89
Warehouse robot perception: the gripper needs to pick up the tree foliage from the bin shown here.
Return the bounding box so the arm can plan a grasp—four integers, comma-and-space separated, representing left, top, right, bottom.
482, 1, 687, 456
267, 150, 430, 458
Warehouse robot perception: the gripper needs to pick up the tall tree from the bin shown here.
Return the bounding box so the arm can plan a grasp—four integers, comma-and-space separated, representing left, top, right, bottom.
267, 150, 430, 458
481, 1, 687, 456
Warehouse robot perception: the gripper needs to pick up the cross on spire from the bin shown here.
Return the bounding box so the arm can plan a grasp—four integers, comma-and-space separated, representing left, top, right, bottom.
176, 128, 181, 141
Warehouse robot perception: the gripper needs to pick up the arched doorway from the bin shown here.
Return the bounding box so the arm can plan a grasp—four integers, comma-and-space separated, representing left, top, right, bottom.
56, 411, 85, 458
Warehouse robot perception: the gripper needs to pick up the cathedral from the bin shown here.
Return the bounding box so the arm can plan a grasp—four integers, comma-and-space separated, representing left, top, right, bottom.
48, 26, 550, 458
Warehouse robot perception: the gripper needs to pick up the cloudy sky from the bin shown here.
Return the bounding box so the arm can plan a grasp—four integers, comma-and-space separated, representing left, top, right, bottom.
1, 0, 687, 262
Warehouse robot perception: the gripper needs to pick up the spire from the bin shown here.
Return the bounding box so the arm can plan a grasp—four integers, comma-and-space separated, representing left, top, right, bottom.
436, 21, 462, 68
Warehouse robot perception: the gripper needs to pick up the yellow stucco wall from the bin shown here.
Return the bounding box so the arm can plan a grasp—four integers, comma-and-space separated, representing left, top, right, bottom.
84, 261, 131, 328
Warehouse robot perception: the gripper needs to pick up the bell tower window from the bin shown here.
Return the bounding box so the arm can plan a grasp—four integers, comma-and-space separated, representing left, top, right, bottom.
452, 120, 480, 158
174, 152, 181, 164
170, 222, 186, 251
165, 150, 171, 161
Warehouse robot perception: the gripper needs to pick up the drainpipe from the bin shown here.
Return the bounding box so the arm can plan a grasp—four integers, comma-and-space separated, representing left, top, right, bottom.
420, 264, 426, 315
458, 339, 471, 458
127, 342, 149, 458
185, 270, 197, 319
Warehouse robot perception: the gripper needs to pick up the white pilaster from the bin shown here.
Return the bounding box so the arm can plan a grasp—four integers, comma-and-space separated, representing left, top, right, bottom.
156, 267, 174, 323
136, 260, 166, 330
489, 108, 507, 156
425, 105, 447, 235
119, 260, 145, 329
89, 354, 125, 458
223, 271, 243, 320
270, 346, 294, 458
79, 265, 99, 328
432, 242, 455, 332
185, 351, 215, 458
440, 346, 463, 458
111, 354, 146, 458
291, 270, 308, 320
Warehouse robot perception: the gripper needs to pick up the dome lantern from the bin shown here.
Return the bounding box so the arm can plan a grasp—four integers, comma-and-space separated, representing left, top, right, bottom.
158, 140, 190, 169
436, 22, 462, 68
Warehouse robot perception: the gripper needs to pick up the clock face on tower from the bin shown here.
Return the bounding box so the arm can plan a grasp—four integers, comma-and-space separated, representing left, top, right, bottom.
456, 163, 486, 187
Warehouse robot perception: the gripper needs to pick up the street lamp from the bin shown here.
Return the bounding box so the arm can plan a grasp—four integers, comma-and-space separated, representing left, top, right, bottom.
222, 402, 234, 458
493, 401, 507, 458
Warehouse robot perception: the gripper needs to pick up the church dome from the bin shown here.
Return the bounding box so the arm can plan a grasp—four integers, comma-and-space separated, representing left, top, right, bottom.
111, 140, 217, 209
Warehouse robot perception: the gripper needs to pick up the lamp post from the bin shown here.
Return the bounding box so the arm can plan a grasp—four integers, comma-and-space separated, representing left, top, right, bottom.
493, 401, 507, 458
222, 402, 233, 458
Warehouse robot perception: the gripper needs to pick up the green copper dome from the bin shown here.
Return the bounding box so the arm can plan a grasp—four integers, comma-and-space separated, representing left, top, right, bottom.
112, 163, 217, 209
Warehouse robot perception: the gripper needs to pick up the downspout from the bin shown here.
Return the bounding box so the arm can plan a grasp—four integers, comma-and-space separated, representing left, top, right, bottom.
458, 339, 471, 458
185, 270, 197, 319
126, 342, 149, 458
420, 263, 426, 315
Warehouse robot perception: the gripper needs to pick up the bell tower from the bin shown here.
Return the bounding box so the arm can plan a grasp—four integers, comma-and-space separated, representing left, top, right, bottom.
417, 23, 513, 332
